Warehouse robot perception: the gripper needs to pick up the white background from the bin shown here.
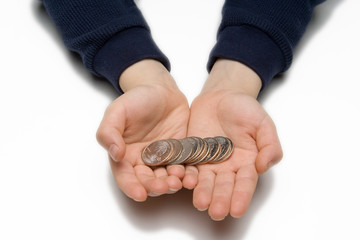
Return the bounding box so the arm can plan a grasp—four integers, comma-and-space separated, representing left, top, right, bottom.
0, 0, 359, 239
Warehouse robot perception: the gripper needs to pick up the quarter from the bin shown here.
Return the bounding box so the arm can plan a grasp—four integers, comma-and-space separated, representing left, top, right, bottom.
170, 138, 195, 165
201, 137, 221, 164
183, 137, 202, 164
165, 139, 183, 164
188, 138, 210, 165
141, 140, 173, 166
212, 136, 233, 163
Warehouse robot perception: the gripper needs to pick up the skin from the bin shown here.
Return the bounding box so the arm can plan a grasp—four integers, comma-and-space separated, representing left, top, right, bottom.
96, 58, 283, 220
96, 59, 189, 201
183, 59, 283, 220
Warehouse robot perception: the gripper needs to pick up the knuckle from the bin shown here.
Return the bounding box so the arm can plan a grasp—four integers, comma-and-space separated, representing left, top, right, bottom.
276, 147, 284, 163
96, 127, 107, 144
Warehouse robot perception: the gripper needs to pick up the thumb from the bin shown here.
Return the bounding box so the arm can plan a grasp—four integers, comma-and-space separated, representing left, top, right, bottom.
96, 101, 126, 162
255, 116, 283, 174
97, 129, 126, 162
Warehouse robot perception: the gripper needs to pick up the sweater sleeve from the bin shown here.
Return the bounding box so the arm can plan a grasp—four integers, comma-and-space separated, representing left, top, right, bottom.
207, 0, 326, 90
41, 0, 170, 94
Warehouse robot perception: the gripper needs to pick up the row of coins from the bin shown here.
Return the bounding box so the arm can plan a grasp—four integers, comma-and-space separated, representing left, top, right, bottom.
141, 136, 233, 167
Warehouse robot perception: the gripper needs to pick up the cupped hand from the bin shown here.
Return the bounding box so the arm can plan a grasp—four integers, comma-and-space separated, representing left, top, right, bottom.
184, 91, 282, 220
183, 59, 282, 220
96, 60, 190, 202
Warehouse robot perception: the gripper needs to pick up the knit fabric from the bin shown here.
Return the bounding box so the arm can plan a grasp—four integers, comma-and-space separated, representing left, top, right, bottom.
41, 0, 325, 93
208, 0, 326, 89
41, 0, 170, 93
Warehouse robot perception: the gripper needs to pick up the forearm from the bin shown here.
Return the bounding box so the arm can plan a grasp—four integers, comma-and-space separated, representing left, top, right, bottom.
202, 59, 262, 99
208, 0, 326, 91
119, 59, 178, 93
41, 0, 170, 93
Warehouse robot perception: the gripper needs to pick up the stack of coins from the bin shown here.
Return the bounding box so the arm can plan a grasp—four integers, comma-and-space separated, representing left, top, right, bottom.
141, 136, 233, 167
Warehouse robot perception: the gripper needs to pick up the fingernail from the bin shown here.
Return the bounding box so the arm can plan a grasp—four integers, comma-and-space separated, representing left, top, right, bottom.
148, 192, 161, 197
197, 207, 208, 212
109, 144, 119, 162
167, 188, 179, 194
212, 217, 225, 221
133, 198, 146, 202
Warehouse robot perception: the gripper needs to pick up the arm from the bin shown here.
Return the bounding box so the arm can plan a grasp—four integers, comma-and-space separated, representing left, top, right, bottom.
41, 1, 189, 200
41, 0, 170, 93
184, 0, 326, 220
208, 0, 326, 90
97, 59, 189, 201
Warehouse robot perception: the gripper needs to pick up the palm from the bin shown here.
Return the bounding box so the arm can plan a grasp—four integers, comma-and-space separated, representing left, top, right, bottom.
185, 91, 282, 220
119, 85, 189, 164
97, 85, 190, 201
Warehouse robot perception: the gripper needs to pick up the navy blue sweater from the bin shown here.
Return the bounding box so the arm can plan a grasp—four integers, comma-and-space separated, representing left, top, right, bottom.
41, 0, 325, 93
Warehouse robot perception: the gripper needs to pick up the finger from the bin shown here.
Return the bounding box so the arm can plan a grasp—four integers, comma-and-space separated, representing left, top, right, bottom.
166, 165, 185, 179
109, 156, 148, 202
135, 165, 169, 196
154, 167, 182, 193
154, 167, 168, 179
182, 165, 199, 189
193, 169, 215, 211
165, 175, 182, 193
208, 171, 235, 221
255, 116, 283, 174
230, 166, 258, 218
96, 100, 126, 162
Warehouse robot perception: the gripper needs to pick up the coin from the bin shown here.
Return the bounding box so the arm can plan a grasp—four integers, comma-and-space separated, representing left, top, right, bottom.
212, 136, 233, 163
188, 138, 210, 165
183, 137, 202, 164
169, 138, 195, 165
200, 137, 221, 164
165, 139, 183, 164
142, 140, 173, 166
142, 136, 233, 166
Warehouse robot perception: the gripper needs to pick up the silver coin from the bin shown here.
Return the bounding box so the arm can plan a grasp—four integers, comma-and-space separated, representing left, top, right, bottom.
189, 137, 207, 164
220, 137, 233, 163
165, 139, 183, 165
212, 136, 233, 163
142, 140, 173, 166
183, 137, 202, 164
201, 137, 221, 164
169, 138, 195, 165
188, 138, 210, 165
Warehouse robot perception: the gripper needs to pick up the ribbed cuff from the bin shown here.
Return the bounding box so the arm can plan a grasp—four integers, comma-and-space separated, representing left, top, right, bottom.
207, 25, 284, 90
93, 27, 170, 94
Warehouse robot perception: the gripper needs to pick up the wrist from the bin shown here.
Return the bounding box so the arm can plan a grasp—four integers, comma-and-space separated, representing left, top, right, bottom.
119, 59, 178, 92
202, 59, 262, 98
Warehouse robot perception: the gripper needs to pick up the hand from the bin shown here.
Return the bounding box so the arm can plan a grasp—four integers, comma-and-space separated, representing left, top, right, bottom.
96, 60, 190, 201
183, 59, 283, 220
